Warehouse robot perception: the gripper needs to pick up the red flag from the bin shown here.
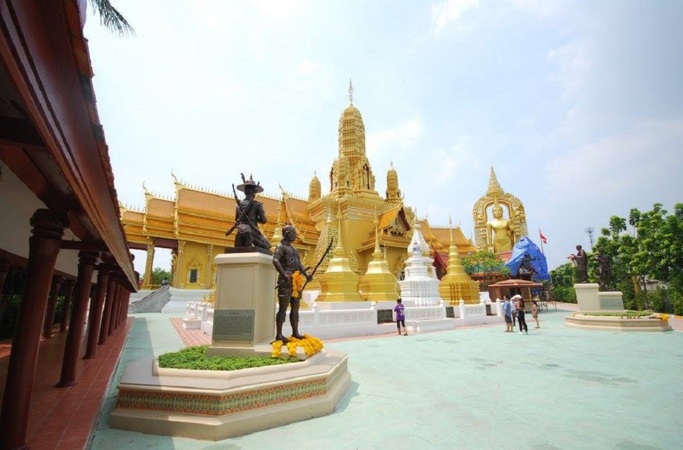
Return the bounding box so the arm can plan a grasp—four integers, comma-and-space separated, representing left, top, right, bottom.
539, 229, 547, 244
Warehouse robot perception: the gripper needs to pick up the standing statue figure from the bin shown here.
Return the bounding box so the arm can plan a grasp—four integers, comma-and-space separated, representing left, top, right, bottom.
486, 203, 515, 253
596, 249, 612, 291
226, 173, 270, 251
273, 225, 312, 343
568, 244, 588, 283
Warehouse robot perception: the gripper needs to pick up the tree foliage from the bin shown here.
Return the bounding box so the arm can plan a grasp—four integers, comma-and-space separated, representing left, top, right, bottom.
587, 203, 683, 313
462, 251, 509, 275
89, 0, 134, 35
151, 267, 172, 285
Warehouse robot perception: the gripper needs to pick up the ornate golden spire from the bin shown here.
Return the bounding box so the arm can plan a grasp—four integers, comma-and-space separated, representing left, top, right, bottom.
348, 79, 354, 104
372, 213, 382, 261
487, 166, 504, 197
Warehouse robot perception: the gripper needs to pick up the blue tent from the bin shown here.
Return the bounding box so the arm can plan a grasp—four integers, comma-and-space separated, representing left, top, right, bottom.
504, 236, 550, 281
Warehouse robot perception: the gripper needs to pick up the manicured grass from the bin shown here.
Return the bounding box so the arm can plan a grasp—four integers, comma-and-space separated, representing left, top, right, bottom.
158, 345, 299, 371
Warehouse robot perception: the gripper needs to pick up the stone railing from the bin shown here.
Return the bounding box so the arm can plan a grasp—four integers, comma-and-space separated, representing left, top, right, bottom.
192, 298, 503, 340
128, 285, 171, 313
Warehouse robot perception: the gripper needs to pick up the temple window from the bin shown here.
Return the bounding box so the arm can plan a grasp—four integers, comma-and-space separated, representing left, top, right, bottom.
189, 269, 198, 284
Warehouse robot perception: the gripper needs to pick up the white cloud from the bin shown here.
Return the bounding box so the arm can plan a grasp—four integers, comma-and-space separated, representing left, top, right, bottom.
547, 118, 683, 202
366, 118, 422, 160
512, 0, 571, 19
297, 60, 321, 75
431, 0, 480, 37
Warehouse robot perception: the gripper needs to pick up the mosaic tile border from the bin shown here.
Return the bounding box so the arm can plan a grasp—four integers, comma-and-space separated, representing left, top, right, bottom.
565, 316, 672, 331
117, 360, 348, 416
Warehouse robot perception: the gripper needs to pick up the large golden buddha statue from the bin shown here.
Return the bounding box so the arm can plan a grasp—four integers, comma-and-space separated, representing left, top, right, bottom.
473, 167, 528, 253
486, 203, 514, 253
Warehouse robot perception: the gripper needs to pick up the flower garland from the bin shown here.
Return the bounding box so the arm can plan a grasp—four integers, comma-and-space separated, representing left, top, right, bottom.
271, 334, 324, 358
291, 271, 306, 299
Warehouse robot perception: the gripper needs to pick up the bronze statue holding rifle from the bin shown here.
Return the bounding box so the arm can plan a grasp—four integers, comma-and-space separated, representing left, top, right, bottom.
272, 225, 333, 343
226, 173, 270, 252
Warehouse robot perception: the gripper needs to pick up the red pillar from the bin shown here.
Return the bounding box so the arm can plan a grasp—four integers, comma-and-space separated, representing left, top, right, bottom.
42, 275, 63, 339
0, 258, 11, 317
57, 250, 98, 387
108, 283, 119, 337
59, 279, 76, 332
0, 209, 68, 450
113, 286, 124, 330
84, 265, 109, 359
98, 275, 118, 345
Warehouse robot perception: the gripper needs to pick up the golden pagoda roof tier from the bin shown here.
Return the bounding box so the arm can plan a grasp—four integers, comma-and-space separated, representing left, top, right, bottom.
146, 197, 175, 218
427, 226, 477, 253
176, 188, 233, 216
281, 195, 319, 245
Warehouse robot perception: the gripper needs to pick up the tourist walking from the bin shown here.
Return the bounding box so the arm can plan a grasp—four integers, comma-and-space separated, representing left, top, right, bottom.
531, 300, 540, 328
394, 298, 408, 336
513, 295, 528, 334
502, 295, 513, 332
511, 297, 518, 327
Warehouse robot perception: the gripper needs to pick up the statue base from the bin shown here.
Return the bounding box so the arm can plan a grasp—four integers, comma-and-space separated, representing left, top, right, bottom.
574, 283, 624, 312
207, 252, 277, 357
110, 349, 351, 440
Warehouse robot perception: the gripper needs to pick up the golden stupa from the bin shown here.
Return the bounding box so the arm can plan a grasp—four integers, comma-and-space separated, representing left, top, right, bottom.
121, 82, 478, 291
438, 220, 481, 304
357, 215, 400, 301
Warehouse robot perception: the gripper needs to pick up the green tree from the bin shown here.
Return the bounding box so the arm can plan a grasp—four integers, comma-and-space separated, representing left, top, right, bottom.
462, 250, 509, 289
549, 262, 576, 302
89, 0, 134, 35
592, 203, 683, 312
151, 267, 172, 285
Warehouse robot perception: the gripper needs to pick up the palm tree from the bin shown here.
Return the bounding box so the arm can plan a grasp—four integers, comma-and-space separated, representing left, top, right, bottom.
89, 0, 134, 35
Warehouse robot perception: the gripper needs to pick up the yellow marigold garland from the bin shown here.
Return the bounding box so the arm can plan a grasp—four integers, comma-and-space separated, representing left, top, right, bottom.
271, 334, 324, 358
291, 271, 306, 299
271, 340, 284, 357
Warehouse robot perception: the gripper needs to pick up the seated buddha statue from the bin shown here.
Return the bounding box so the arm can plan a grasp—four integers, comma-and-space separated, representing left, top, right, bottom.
486, 204, 514, 253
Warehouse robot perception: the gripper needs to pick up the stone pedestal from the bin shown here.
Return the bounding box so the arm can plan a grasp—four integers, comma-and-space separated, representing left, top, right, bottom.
206, 252, 276, 357
574, 283, 624, 312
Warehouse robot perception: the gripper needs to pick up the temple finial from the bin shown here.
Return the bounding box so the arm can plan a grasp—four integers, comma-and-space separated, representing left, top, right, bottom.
487, 165, 504, 197
348, 79, 354, 104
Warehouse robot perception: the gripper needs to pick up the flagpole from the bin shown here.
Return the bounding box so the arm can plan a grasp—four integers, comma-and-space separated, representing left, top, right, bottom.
539, 228, 545, 255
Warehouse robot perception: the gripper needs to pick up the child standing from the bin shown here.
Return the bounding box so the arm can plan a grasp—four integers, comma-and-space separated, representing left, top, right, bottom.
531, 300, 540, 328
394, 298, 407, 336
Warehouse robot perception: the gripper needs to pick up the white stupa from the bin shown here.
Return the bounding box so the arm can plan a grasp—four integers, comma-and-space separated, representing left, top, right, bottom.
399, 223, 443, 306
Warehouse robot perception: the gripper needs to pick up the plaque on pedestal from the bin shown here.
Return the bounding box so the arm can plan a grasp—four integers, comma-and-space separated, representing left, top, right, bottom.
207, 252, 277, 357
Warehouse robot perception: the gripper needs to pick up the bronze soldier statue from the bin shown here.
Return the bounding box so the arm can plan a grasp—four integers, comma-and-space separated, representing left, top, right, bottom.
272, 225, 311, 343
569, 244, 588, 283
596, 249, 612, 291
226, 174, 270, 251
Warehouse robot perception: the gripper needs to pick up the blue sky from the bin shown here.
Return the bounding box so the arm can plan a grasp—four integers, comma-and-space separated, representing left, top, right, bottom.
84, 0, 683, 275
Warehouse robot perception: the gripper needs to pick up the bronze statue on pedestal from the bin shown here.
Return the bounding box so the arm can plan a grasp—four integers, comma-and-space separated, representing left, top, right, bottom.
225, 173, 270, 252
272, 225, 312, 343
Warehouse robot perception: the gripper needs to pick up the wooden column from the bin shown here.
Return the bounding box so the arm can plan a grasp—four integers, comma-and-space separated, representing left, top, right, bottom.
98, 275, 118, 345
42, 275, 63, 339
107, 282, 119, 337
57, 250, 98, 387
0, 209, 68, 450
59, 279, 76, 332
0, 258, 11, 318
84, 265, 110, 359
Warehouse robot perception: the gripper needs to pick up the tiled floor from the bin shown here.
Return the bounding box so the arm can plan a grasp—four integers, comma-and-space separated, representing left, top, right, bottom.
2, 304, 682, 450
0, 318, 134, 450
91, 308, 683, 450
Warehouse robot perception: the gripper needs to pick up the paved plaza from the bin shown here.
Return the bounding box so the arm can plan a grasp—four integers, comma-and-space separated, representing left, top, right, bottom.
90, 309, 683, 450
